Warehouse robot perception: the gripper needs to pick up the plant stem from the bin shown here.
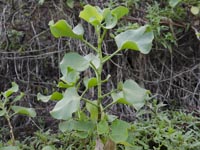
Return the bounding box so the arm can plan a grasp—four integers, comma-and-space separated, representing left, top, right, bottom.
103, 101, 115, 111
5, 113, 15, 146
82, 39, 99, 52
81, 97, 98, 107
96, 28, 107, 122
102, 48, 121, 63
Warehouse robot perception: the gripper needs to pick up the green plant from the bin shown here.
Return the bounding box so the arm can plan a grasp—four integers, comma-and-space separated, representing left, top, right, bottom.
0, 82, 36, 147
38, 4, 154, 148
125, 102, 200, 150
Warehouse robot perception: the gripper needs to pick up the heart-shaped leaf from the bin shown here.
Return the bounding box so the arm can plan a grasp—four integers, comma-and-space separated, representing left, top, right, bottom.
110, 119, 131, 144
11, 106, 36, 117
79, 4, 103, 26
60, 52, 89, 74
115, 25, 154, 54
111, 6, 129, 20
49, 20, 84, 39
50, 87, 80, 120
123, 80, 149, 111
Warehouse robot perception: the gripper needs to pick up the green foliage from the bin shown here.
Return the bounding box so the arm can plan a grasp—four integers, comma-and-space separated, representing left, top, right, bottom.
125, 105, 200, 150
0, 82, 36, 146
38, 3, 154, 148
115, 25, 154, 54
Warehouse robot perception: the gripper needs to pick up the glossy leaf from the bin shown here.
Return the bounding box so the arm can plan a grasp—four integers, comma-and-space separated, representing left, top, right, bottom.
111, 6, 129, 20
86, 101, 98, 121
97, 120, 109, 135
84, 77, 98, 89
115, 25, 154, 54
59, 119, 95, 132
11, 106, 36, 117
49, 20, 83, 39
123, 80, 149, 111
79, 4, 103, 26
37, 92, 63, 103
3, 82, 19, 98
50, 87, 80, 120
110, 119, 131, 143
60, 52, 89, 75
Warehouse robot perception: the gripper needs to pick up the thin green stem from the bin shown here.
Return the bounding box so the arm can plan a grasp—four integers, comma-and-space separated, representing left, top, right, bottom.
5, 113, 15, 146
96, 28, 107, 121
102, 48, 121, 63
80, 88, 98, 107
102, 89, 118, 98
103, 101, 115, 111
81, 97, 98, 107
82, 39, 98, 53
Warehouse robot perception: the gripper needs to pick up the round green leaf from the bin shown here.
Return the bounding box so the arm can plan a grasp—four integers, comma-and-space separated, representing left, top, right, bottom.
49, 20, 83, 39
111, 6, 129, 20
50, 87, 80, 120
11, 106, 36, 117
97, 120, 109, 135
114, 25, 154, 54
123, 80, 149, 111
60, 52, 90, 75
191, 6, 200, 15
110, 119, 131, 144
79, 4, 103, 26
